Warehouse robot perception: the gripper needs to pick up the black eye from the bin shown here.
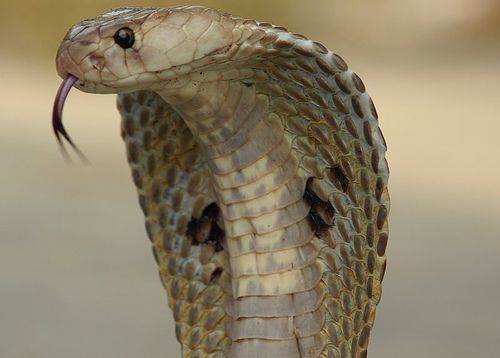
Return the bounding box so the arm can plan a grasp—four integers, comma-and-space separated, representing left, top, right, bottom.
113, 27, 135, 49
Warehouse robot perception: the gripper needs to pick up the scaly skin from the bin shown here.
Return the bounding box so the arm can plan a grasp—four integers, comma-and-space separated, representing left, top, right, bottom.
55, 6, 389, 357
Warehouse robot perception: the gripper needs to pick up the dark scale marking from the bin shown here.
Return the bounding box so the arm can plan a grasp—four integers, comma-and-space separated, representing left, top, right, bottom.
145, 220, 154, 242
315, 56, 335, 75
380, 260, 387, 282
332, 53, 348, 71
352, 73, 366, 93
152, 246, 160, 265
334, 74, 351, 94
201, 202, 220, 219
186, 202, 224, 252
304, 178, 335, 236
330, 165, 349, 192
375, 177, 384, 202
366, 277, 374, 299
138, 194, 149, 216
315, 201, 335, 226
206, 225, 224, 252
377, 233, 388, 256
210, 267, 223, 282
351, 95, 364, 118
369, 97, 379, 120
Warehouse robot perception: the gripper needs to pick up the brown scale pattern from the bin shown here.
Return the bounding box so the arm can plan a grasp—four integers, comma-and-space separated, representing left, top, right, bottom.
118, 91, 232, 357
114, 7, 388, 357
268, 48, 389, 357
179, 26, 388, 356
227, 22, 388, 356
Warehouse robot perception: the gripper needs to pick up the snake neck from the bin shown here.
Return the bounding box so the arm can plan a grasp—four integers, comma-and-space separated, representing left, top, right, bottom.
157, 78, 325, 356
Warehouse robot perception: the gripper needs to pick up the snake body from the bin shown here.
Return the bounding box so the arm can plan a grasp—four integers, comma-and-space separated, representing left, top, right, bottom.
54, 6, 389, 357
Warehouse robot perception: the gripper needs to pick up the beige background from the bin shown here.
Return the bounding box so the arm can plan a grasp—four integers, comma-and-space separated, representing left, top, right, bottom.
1, 0, 499, 357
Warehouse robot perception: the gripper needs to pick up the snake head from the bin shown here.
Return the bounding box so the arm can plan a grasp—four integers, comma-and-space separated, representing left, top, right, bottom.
55, 6, 234, 94
53, 6, 234, 158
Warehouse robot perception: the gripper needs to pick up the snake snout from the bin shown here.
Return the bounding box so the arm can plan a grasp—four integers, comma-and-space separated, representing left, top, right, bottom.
55, 40, 83, 81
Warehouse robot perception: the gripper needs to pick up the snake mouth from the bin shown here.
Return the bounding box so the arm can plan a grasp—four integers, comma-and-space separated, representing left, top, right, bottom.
52, 74, 89, 162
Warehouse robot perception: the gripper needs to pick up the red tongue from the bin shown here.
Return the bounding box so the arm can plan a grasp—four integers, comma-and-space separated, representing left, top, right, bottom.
52, 75, 88, 163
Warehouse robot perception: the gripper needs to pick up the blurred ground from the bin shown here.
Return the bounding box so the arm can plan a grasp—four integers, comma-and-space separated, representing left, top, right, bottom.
1, 1, 499, 357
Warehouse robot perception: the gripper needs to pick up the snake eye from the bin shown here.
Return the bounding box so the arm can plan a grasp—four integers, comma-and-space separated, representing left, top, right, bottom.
113, 27, 135, 49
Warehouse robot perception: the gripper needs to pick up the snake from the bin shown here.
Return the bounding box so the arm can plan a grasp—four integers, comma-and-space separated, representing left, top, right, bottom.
53, 6, 389, 358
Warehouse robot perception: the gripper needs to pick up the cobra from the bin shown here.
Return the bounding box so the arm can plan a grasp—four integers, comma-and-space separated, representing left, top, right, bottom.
53, 6, 389, 357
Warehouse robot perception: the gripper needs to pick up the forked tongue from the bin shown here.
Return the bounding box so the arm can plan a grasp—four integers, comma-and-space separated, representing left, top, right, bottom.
52, 74, 89, 163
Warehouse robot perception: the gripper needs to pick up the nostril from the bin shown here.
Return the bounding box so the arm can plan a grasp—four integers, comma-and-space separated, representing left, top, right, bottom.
90, 56, 105, 71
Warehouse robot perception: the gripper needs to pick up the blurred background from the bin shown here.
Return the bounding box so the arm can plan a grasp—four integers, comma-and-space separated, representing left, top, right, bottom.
1, 0, 499, 357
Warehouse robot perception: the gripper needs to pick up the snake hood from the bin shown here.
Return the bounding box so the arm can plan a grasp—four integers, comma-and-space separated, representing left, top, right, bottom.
54, 5, 389, 358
